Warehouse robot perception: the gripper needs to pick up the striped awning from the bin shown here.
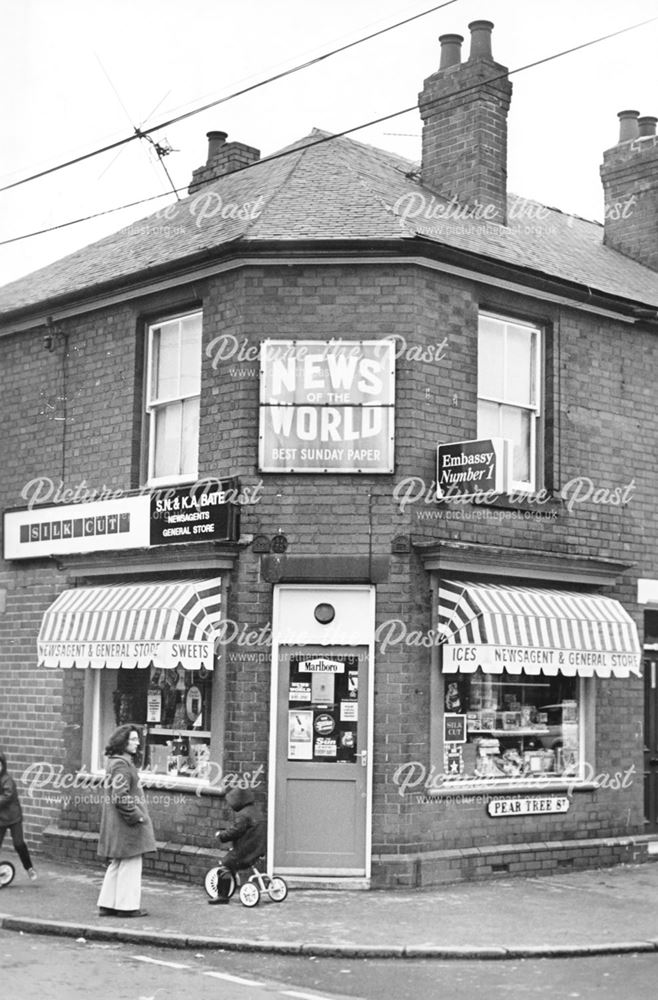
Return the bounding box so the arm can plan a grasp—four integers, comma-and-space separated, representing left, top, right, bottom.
38, 578, 223, 670
438, 579, 641, 678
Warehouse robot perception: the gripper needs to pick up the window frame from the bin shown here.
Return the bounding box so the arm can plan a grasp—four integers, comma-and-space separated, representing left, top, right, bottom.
430, 665, 593, 795
144, 309, 203, 488
477, 312, 543, 494
439, 668, 587, 786
86, 660, 225, 790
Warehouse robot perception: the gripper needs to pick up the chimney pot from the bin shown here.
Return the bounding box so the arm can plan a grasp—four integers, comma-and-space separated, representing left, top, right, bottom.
207, 130, 228, 163
438, 33, 464, 70
638, 115, 658, 138
617, 110, 640, 143
468, 19, 494, 60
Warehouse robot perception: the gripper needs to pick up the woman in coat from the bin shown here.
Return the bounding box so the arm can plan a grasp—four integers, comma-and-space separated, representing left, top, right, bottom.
97, 725, 156, 918
0, 751, 37, 881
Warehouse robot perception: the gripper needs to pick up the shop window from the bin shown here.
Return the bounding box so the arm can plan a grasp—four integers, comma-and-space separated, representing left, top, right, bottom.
146, 311, 202, 485
443, 671, 581, 780
94, 665, 213, 780
477, 313, 541, 492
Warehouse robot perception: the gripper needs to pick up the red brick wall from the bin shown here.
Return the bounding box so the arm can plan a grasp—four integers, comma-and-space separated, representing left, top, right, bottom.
0, 260, 651, 870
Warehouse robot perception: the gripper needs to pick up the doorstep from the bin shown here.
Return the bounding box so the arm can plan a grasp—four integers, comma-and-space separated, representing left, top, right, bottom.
282, 876, 370, 890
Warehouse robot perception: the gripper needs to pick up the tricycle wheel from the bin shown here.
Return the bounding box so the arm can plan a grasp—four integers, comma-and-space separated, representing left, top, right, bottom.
0, 861, 16, 888
239, 881, 260, 907
267, 876, 288, 902
204, 866, 235, 900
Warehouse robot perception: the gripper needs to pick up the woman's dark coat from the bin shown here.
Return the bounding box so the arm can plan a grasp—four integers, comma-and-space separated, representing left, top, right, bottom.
0, 753, 22, 828
97, 753, 156, 860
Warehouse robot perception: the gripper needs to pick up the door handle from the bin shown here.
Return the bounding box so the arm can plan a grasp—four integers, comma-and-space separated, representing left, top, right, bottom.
359, 750, 368, 767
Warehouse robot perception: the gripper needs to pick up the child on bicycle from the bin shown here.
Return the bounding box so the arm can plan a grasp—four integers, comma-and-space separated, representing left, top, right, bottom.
208, 786, 266, 905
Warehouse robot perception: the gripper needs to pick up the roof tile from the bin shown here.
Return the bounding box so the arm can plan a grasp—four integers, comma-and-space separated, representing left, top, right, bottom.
1, 128, 657, 315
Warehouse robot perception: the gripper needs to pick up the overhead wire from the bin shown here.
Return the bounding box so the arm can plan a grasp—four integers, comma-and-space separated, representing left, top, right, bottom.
1, 12, 657, 249
95, 54, 181, 201
0, 0, 460, 194
0, 192, 176, 245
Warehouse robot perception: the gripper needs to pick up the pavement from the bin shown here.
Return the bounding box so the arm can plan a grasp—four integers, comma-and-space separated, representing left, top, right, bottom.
1, 856, 658, 959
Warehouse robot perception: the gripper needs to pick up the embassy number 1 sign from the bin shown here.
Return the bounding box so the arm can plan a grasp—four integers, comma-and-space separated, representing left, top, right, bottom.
259, 340, 395, 473
436, 438, 510, 499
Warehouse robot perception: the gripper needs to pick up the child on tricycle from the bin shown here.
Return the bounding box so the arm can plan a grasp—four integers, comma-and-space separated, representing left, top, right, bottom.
205, 786, 286, 907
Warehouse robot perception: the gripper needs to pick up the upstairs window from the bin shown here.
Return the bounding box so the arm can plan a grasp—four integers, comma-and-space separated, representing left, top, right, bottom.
477, 313, 541, 492
146, 311, 202, 485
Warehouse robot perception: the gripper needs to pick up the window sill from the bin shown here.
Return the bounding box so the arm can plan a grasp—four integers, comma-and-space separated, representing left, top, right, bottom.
483, 492, 562, 515
140, 772, 226, 795
144, 475, 200, 490
423, 777, 598, 797
437, 491, 562, 517
85, 769, 227, 796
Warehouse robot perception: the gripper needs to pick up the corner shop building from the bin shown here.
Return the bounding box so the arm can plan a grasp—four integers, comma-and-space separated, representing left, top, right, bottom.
2, 22, 658, 887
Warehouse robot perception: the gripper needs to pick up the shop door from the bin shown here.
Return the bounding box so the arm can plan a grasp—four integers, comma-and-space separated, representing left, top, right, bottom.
273, 644, 370, 874
644, 654, 658, 832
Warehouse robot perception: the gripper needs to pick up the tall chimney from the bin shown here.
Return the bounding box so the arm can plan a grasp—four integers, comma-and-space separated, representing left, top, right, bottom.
600, 110, 658, 271
188, 131, 261, 195
418, 20, 512, 224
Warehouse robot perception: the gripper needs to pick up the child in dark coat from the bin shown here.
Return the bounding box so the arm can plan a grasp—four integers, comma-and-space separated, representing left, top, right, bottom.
208, 786, 266, 904
0, 751, 37, 881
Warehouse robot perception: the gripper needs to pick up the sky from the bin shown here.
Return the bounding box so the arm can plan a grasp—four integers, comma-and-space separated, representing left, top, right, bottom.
1, 0, 657, 288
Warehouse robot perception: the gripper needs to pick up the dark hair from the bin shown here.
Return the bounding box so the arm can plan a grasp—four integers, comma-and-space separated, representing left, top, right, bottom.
104, 724, 142, 760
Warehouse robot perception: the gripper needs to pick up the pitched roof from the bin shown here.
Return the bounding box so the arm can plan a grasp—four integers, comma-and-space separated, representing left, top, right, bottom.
2, 128, 658, 317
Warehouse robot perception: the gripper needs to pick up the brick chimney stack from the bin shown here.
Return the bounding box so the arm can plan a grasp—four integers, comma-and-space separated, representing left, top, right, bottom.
600, 111, 658, 271
418, 20, 512, 224
188, 131, 261, 195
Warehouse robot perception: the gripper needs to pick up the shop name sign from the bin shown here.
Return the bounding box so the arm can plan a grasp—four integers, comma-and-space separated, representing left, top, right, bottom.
259, 339, 395, 473
436, 438, 510, 499
4, 482, 239, 560
149, 483, 237, 545
38, 639, 213, 671
442, 645, 641, 676
488, 796, 570, 817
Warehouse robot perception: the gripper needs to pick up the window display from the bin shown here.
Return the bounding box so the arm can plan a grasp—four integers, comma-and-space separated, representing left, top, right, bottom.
111, 664, 212, 778
442, 671, 580, 780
